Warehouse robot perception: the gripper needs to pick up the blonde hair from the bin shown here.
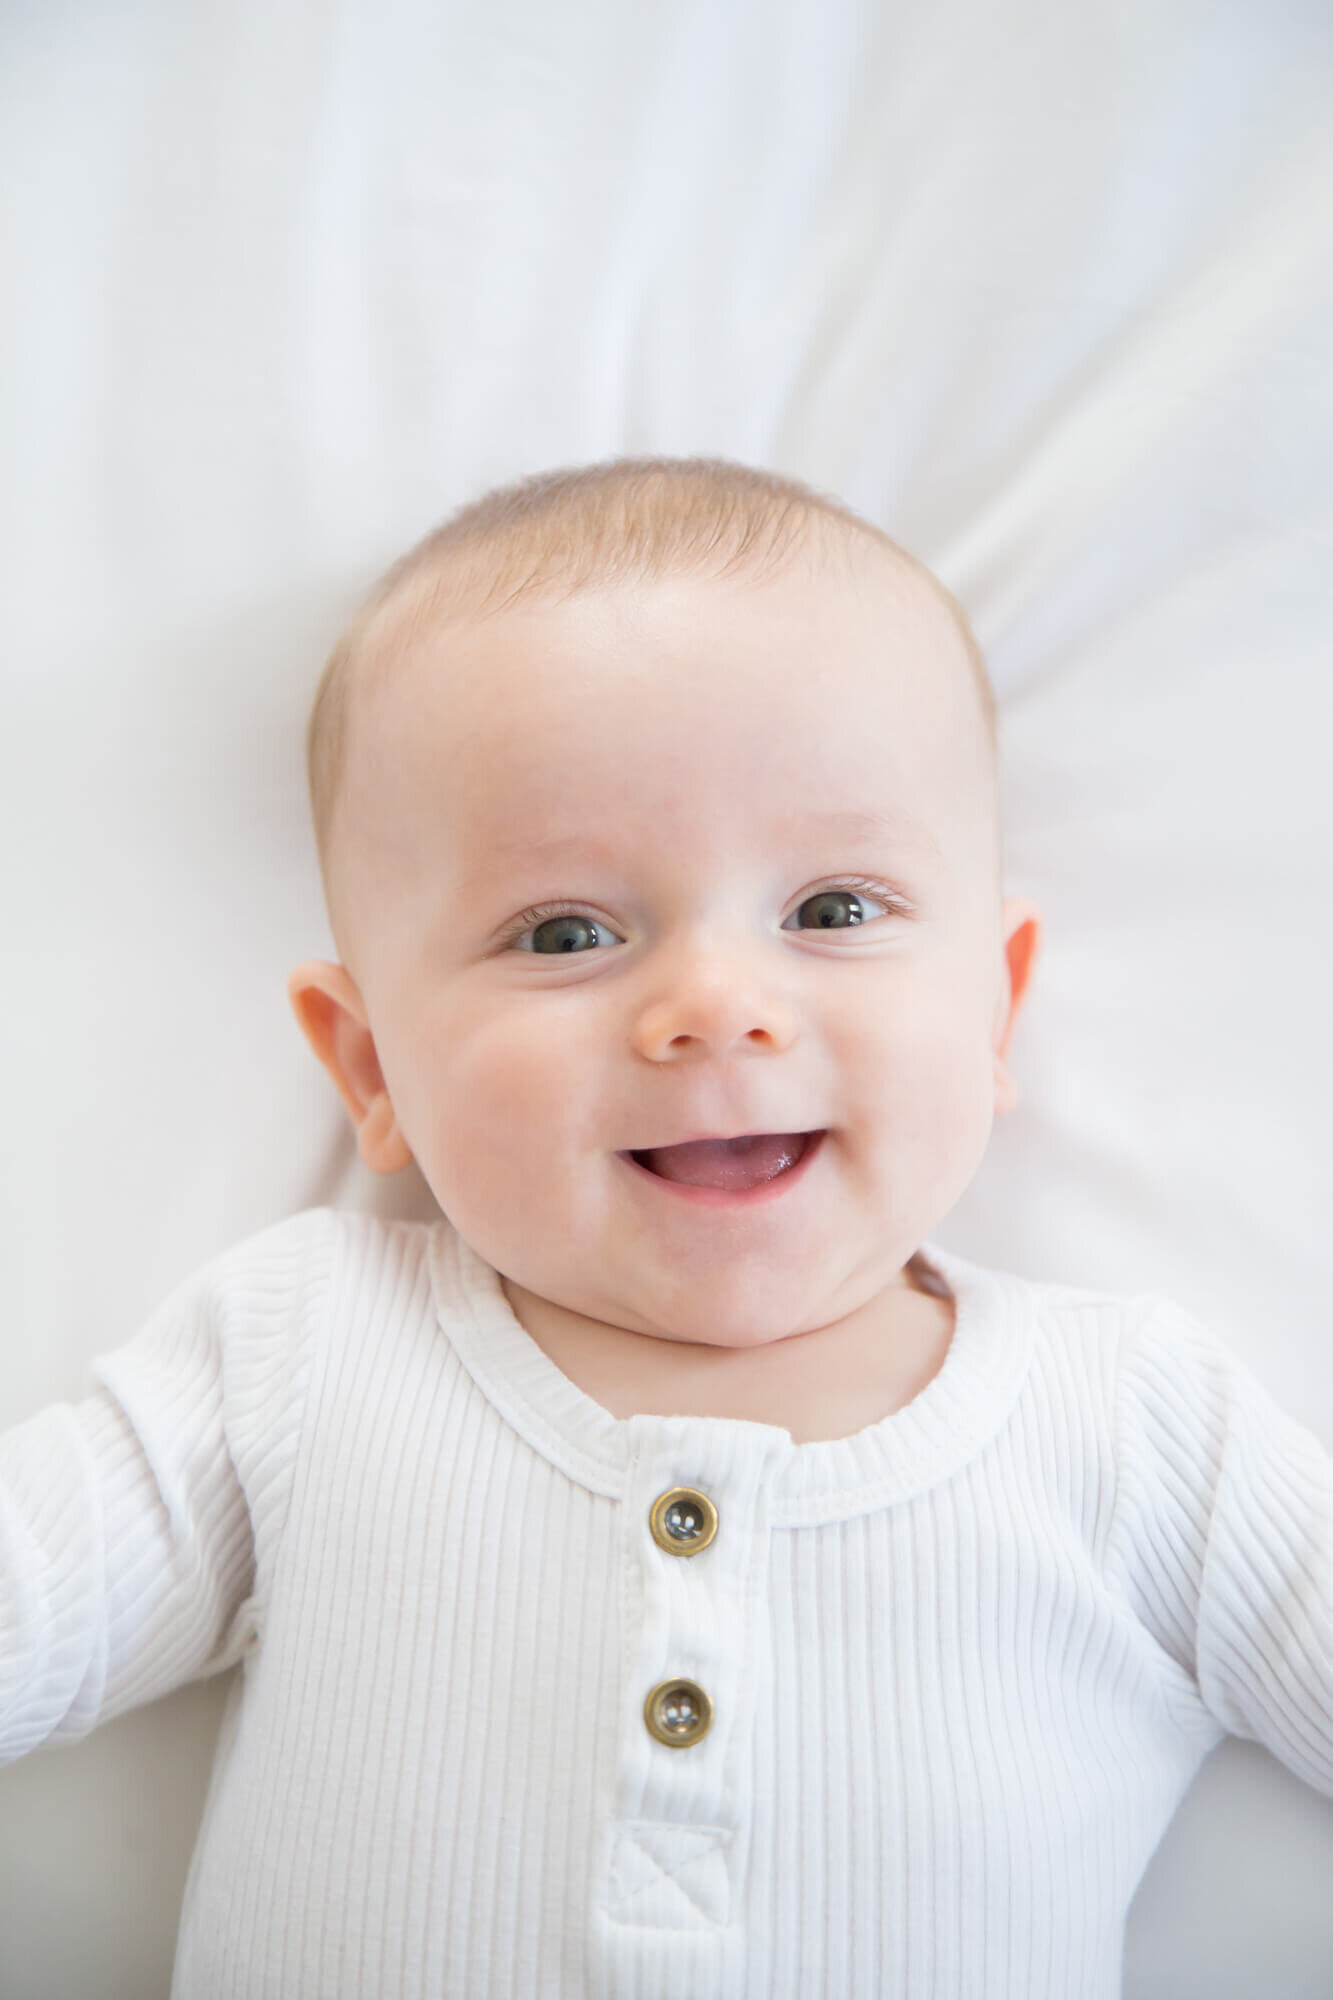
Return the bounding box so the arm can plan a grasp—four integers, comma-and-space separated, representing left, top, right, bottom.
305, 456, 996, 899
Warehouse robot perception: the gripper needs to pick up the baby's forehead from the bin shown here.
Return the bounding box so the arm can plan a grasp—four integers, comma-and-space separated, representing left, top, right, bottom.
361, 534, 974, 720
355, 562, 985, 845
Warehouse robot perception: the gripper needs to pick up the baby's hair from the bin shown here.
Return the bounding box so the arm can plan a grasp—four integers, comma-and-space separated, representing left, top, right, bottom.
305, 456, 997, 903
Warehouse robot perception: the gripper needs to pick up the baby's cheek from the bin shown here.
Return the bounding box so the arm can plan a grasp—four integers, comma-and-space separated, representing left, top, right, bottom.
403, 1004, 578, 1197
407, 1022, 597, 1285
870, 982, 996, 1159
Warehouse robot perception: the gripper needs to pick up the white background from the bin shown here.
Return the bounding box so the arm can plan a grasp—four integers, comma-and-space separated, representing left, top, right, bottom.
1, 0, 1331, 1992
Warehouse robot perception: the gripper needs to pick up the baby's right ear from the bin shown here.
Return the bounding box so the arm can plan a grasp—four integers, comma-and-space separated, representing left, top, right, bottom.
286, 961, 414, 1174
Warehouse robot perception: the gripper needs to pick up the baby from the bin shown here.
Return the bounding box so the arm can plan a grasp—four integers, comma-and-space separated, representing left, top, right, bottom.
2, 456, 1329, 1999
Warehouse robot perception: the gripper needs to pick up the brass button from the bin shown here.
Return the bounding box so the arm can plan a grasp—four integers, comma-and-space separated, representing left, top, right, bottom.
644, 1678, 713, 1748
648, 1487, 718, 1556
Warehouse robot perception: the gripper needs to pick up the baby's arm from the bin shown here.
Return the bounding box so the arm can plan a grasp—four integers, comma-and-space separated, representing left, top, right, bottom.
0, 1212, 321, 1762
1107, 1299, 1332, 1795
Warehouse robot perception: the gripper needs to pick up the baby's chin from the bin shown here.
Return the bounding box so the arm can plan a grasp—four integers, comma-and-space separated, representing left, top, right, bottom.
519, 1257, 930, 1353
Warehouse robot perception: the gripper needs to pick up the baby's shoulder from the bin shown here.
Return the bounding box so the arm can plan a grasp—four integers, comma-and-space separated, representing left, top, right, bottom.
975, 1255, 1233, 1395
991, 1261, 1276, 1448
988, 1257, 1195, 1338
203, 1203, 441, 1288
141, 1206, 446, 1363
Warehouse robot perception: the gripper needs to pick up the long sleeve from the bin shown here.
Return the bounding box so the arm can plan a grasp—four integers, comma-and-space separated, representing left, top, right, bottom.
0, 1210, 326, 1763
1107, 1298, 1333, 1795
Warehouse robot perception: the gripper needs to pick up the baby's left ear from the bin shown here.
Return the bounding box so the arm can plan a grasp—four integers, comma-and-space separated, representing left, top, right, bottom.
286, 960, 415, 1174
992, 900, 1042, 1115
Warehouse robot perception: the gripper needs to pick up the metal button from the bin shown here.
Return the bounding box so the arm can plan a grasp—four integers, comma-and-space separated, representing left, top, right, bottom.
648, 1486, 718, 1556
644, 1678, 713, 1748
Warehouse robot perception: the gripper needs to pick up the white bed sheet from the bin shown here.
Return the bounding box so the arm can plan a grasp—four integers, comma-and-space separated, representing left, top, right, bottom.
1, 0, 1330, 1992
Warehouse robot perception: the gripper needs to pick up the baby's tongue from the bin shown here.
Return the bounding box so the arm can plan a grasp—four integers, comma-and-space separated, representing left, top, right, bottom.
639, 1133, 805, 1190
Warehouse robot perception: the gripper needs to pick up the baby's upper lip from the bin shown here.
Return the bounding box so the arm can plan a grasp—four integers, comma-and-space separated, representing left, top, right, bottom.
619, 1128, 825, 1153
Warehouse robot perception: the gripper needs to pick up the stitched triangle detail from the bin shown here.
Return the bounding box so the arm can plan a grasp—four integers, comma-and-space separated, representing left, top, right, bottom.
608, 1821, 732, 1928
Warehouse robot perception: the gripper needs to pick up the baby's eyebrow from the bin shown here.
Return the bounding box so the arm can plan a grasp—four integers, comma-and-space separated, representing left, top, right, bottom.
472, 832, 629, 876
798, 807, 940, 856
473, 808, 939, 876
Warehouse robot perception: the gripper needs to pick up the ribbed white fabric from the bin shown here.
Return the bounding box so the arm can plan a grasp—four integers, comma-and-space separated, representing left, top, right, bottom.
1, 1207, 1329, 1998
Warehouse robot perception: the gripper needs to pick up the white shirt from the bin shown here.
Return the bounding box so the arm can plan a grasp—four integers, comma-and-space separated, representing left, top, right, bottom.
1, 1206, 1329, 1997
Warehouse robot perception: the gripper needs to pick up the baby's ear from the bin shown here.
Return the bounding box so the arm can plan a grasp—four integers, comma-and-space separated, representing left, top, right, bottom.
286, 961, 414, 1173
992, 900, 1042, 1115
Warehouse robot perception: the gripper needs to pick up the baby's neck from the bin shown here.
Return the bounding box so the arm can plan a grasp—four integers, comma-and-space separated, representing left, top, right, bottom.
499, 1266, 955, 1445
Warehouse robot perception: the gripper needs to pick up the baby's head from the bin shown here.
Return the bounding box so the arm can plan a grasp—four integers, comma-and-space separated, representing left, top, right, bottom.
289, 457, 1040, 1349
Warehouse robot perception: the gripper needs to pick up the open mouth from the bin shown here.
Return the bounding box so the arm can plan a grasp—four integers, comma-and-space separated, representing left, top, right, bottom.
620, 1130, 826, 1199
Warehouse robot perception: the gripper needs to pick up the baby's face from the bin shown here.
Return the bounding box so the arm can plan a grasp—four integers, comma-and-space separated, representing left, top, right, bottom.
326, 548, 1037, 1348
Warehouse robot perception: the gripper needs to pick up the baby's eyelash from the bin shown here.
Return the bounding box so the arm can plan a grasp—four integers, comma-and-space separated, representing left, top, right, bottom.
496, 878, 911, 948
810, 876, 911, 915
496, 901, 598, 947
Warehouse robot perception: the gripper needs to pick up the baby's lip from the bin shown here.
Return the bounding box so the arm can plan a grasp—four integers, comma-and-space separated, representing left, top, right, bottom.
617, 1127, 826, 1153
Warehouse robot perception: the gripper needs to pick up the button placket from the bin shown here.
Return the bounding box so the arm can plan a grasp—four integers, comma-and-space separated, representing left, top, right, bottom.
595, 1418, 785, 1952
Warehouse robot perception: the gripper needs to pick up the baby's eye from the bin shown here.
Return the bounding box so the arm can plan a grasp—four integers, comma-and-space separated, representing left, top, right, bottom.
514, 912, 619, 955
782, 887, 890, 932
